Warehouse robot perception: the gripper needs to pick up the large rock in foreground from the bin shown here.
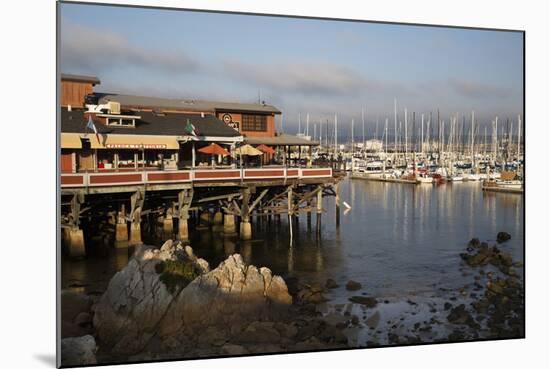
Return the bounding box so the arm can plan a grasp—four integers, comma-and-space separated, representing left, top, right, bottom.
61, 335, 97, 366
93, 240, 292, 356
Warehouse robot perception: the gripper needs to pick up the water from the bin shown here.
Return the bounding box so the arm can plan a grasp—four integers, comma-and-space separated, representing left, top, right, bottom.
62, 177, 524, 305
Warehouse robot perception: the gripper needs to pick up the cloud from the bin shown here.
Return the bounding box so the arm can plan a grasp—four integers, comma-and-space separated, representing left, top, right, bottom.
448, 78, 511, 99
222, 60, 404, 97
60, 19, 198, 74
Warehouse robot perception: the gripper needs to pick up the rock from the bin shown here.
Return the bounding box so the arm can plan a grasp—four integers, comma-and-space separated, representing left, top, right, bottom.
325, 278, 339, 289
274, 322, 298, 339
197, 327, 228, 347
61, 320, 87, 339
348, 296, 377, 308
365, 311, 380, 329
221, 344, 248, 356
248, 343, 283, 354
61, 335, 97, 366
74, 312, 92, 327
345, 280, 362, 291
93, 241, 291, 355
61, 291, 93, 322
296, 284, 327, 304
446, 304, 478, 328
295, 320, 323, 341
284, 276, 300, 295
237, 321, 281, 344
497, 232, 511, 243
351, 315, 360, 325
318, 323, 348, 344
323, 313, 349, 327
294, 336, 326, 351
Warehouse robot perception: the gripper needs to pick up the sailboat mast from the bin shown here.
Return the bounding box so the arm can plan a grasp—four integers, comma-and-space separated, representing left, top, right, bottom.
437, 109, 440, 164
306, 113, 309, 137
394, 98, 398, 167
471, 111, 475, 167
421, 113, 424, 157
412, 112, 416, 173
404, 108, 408, 162
375, 116, 379, 143
351, 118, 355, 153
334, 114, 338, 158
484, 126, 487, 159
319, 118, 322, 146
313, 123, 316, 144
385, 118, 389, 154
494, 117, 499, 166
517, 114, 521, 161
361, 108, 365, 145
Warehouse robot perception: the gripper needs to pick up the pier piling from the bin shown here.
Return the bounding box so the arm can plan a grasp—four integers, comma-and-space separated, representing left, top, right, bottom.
67, 227, 85, 258
223, 213, 236, 235
212, 208, 224, 232
115, 204, 128, 244
65, 193, 86, 257
239, 187, 252, 240
162, 207, 174, 239
128, 189, 144, 246
177, 189, 193, 241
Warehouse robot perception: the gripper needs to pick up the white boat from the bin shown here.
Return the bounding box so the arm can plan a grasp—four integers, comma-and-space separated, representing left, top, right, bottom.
496, 180, 522, 189
465, 173, 481, 181
418, 175, 434, 184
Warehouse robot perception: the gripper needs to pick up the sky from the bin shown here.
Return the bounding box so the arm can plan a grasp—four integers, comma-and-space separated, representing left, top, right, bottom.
59, 2, 524, 136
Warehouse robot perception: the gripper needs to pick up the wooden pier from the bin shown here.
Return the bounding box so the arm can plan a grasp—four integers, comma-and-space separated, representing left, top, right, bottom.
61, 166, 340, 257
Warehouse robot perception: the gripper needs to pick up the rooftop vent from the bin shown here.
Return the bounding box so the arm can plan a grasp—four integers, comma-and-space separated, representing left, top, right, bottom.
107, 101, 121, 115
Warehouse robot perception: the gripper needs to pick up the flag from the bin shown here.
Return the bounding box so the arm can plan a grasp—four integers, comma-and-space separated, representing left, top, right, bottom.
185, 119, 199, 136
86, 115, 100, 143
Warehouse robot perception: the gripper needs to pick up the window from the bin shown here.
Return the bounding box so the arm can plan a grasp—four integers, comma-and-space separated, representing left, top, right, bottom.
97, 150, 116, 170
106, 117, 136, 127
241, 114, 267, 132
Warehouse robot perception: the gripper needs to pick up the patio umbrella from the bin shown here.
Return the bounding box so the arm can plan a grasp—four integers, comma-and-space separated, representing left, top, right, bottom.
256, 144, 275, 155
233, 144, 263, 156
197, 143, 230, 156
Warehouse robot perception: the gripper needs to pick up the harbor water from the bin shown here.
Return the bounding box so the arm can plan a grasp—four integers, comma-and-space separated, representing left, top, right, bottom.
62, 176, 523, 303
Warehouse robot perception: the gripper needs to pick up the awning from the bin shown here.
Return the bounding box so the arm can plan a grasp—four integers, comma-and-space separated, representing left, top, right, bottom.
233, 144, 263, 156
61, 133, 82, 149
198, 143, 230, 156
89, 134, 180, 149
256, 144, 275, 155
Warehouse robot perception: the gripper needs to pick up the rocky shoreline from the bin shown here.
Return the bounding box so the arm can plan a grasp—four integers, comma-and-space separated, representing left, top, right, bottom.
60, 233, 524, 366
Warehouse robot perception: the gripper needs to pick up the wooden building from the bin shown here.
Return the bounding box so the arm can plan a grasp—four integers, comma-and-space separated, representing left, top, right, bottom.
59, 74, 337, 258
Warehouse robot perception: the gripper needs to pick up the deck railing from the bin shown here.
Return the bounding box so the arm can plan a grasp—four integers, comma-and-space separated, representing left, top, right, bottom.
61, 167, 333, 188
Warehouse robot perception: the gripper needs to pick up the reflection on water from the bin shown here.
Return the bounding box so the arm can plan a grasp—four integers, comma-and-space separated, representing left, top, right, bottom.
62, 178, 524, 301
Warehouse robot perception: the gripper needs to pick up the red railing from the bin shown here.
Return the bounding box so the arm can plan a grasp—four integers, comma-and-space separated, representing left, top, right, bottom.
60, 167, 333, 188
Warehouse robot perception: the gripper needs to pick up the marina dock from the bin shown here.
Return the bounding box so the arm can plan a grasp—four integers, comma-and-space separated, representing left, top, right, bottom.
350, 172, 419, 184
482, 185, 523, 194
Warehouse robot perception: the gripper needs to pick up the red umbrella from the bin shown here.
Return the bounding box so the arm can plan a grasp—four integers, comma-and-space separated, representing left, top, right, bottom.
197, 143, 230, 156
256, 144, 275, 155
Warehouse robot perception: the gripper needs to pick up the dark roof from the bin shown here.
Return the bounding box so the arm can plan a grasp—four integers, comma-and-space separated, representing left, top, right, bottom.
61, 108, 241, 137
61, 73, 101, 85
93, 92, 281, 114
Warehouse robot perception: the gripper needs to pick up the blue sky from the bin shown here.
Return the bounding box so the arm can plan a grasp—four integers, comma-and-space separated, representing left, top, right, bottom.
60, 2, 523, 135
